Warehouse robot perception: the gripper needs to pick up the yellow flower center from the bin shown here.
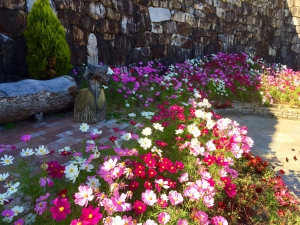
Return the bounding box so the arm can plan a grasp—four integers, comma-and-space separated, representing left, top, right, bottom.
89, 214, 93, 219
59, 207, 64, 212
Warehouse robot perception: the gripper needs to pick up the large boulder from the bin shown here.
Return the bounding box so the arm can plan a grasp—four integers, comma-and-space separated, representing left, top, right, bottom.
0, 76, 79, 124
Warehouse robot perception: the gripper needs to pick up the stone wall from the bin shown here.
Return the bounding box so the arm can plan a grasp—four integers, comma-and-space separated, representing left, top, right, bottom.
1, 0, 300, 82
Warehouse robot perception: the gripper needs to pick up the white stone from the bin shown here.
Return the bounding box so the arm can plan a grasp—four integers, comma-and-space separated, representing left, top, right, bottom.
27, 0, 56, 14
89, 2, 106, 20
148, 7, 171, 22
87, 33, 98, 65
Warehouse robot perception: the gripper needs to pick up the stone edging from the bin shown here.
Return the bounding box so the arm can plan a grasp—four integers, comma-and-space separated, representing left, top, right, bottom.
213, 103, 300, 120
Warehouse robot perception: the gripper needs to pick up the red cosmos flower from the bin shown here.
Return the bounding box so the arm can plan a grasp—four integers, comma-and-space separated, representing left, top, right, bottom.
185, 134, 193, 139
177, 113, 185, 121
216, 156, 229, 167
201, 128, 209, 135
203, 155, 216, 166
109, 136, 117, 142
168, 164, 177, 173
161, 122, 169, 127
57, 189, 68, 198
113, 127, 119, 132
175, 161, 184, 170
220, 177, 231, 185
168, 179, 176, 189
134, 168, 146, 178
148, 168, 157, 178
218, 201, 226, 209
157, 199, 168, 208
133, 200, 147, 214
47, 161, 65, 179
278, 169, 285, 175
158, 162, 169, 173
128, 181, 139, 191
130, 120, 138, 126
144, 181, 152, 189
155, 140, 168, 147
134, 162, 145, 170
277, 209, 285, 217
60, 151, 71, 156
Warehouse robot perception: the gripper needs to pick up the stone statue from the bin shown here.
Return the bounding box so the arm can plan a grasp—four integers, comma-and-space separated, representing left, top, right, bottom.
74, 64, 108, 123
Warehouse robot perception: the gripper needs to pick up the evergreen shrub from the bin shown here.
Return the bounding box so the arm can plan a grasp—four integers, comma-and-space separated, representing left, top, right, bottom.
24, 0, 72, 80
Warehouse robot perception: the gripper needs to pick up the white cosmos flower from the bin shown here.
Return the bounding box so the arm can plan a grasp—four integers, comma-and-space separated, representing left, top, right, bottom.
151, 146, 162, 157
128, 113, 136, 117
0, 155, 14, 166
86, 140, 95, 145
20, 148, 34, 157
175, 129, 183, 135
25, 213, 36, 224
125, 103, 130, 107
138, 137, 152, 150
64, 163, 79, 182
0, 173, 9, 181
80, 123, 90, 132
120, 133, 132, 141
58, 146, 71, 153
141, 127, 152, 136
86, 177, 101, 189
153, 123, 164, 131
93, 151, 101, 159
79, 163, 94, 172
35, 145, 49, 156
195, 109, 205, 118
11, 205, 24, 216
7, 182, 20, 195
91, 129, 102, 135
206, 119, 216, 130
0, 192, 10, 205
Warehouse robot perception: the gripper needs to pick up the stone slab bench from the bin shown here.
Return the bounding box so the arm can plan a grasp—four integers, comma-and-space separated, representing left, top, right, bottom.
0, 75, 78, 124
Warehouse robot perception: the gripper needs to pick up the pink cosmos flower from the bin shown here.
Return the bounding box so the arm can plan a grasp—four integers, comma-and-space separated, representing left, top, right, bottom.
80, 205, 102, 225
50, 198, 71, 222
179, 172, 189, 183
20, 135, 31, 143
34, 201, 47, 215
183, 185, 201, 201
168, 190, 183, 205
177, 219, 188, 225
39, 177, 53, 187
111, 190, 132, 212
211, 216, 228, 225
142, 189, 157, 206
194, 210, 209, 224
158, 212, 170, 224
74, 185, 94, 207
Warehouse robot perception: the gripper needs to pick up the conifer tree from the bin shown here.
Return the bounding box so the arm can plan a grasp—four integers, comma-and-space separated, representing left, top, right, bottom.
24, 0, 72, 79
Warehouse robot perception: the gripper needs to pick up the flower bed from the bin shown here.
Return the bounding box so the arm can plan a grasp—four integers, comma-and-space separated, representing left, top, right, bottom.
0, 53, 300, 225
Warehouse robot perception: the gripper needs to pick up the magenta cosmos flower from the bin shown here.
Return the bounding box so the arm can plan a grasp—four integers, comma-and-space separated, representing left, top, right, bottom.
14, 219, 24, 225
50, 198, 71, 222
74, 185, 94, 207
20, 135, 31, 143
80, 205, 102, 225
177, 219, 188, 225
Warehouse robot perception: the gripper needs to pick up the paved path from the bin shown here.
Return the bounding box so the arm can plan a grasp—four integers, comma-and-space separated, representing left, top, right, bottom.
227, 115, 300, 197
0, 111, 299, 198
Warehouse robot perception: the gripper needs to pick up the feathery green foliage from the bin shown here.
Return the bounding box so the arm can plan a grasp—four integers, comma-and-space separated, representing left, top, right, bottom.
24, 0, 71, 79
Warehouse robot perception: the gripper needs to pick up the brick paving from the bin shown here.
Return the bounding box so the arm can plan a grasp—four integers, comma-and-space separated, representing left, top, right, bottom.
0, 110, 130, 175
